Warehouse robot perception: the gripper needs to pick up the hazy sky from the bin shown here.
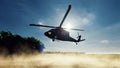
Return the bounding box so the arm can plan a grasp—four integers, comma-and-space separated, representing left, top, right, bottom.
0, 0, 120, 53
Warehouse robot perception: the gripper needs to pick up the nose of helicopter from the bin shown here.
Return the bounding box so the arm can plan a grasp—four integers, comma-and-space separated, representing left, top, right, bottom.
44, 31, 53, 38
44, 32, 48, 36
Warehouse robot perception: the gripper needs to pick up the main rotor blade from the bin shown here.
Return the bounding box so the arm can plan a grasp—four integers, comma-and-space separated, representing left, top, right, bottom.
59, 5, 71, 27
29, 24, 57, 28
70, 28, 84, 31
63, 27, 84, 31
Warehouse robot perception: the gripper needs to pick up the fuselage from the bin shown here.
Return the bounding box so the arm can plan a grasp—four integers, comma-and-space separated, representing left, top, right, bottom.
44, 28, 70, 41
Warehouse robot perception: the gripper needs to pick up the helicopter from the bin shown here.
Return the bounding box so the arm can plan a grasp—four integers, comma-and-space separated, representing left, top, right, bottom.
30, 5, 85, 44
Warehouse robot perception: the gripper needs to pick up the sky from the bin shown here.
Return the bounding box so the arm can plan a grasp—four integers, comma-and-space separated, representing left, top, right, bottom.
0, 0, 120, 53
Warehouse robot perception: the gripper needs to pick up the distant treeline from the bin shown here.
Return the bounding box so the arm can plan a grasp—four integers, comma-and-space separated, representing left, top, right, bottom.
0, 31, 45, 55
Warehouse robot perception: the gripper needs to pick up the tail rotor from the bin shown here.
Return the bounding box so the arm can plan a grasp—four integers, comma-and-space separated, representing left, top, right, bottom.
76, 32, 85, 42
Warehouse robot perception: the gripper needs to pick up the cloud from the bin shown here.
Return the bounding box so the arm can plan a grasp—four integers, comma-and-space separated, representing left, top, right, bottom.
56, 8, 61, 12
100, 40, 110, 44
38, 21, 44, 25
77, 13, 95, 26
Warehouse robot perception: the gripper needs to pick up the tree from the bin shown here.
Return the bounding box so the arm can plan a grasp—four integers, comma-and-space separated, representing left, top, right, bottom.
0, 31, 45, 55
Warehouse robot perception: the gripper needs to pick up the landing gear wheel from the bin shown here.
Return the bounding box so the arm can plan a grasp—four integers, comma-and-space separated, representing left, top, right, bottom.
52, 39, 55, 42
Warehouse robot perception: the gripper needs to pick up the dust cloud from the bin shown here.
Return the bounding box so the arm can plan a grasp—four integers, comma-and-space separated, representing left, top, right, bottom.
0, 52, 120, 68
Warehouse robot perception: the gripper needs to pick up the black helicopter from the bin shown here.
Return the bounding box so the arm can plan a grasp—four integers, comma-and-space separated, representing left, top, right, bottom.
30, 5, 85, 44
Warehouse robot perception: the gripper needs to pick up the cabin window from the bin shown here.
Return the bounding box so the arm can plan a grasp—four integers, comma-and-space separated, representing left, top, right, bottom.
48, 32, 52, 35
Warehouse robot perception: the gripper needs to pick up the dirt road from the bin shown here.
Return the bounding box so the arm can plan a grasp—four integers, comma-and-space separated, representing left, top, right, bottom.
0, 52, 120, 68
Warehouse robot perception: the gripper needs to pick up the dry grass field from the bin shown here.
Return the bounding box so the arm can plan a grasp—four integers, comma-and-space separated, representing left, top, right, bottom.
0, 52, 120, 68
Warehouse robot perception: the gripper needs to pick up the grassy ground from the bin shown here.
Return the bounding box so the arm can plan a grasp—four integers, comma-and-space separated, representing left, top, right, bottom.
0, 52, 120, 68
